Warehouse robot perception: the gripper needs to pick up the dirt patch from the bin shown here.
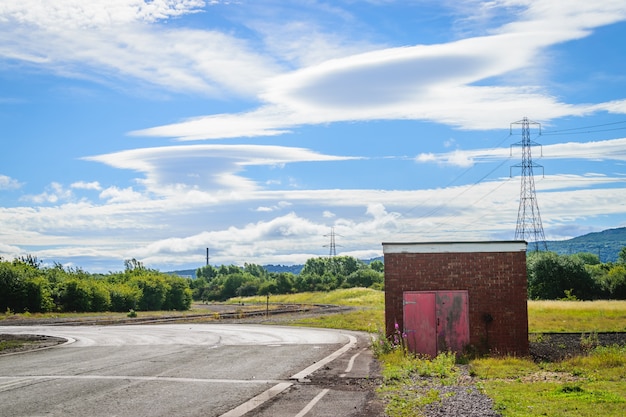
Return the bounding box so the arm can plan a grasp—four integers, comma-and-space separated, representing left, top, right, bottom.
529, 332, 626, 362
0, 334, 67, 355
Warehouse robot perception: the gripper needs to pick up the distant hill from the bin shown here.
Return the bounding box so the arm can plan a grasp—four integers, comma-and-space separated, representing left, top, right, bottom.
545, 227, 626, 262
262, 264, 303, 274
168, 269, 197, 278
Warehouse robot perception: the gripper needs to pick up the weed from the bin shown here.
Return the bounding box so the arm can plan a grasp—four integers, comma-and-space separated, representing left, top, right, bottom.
580, 331, 599, 352
0, 340, 23, 352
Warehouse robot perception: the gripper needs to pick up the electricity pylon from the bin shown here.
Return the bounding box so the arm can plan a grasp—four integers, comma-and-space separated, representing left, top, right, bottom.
323, 227, 338, 256
510, 117, 548, 251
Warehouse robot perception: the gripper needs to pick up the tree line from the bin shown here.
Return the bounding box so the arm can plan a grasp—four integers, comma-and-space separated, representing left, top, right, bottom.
0, 257, 192, 314
0, 255, 384, 314
527, 247, 626, 300
191, 256, 384, 302
2, 247, 625, 314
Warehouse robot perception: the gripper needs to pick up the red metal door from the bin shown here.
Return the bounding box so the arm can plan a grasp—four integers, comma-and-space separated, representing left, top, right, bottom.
403, 292, 437, 357
403, 290, 469, 357
436, 291, 470, 354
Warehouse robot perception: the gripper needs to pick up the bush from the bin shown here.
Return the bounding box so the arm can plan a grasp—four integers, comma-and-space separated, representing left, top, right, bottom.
527, 252, 596, 300
109, 284, 142, 312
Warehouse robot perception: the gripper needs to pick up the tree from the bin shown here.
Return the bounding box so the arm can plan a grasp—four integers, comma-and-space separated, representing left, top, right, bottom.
527, 252, 596, 300
196, 265, 217, 281
60, 279, 92, 312
163, 276, 193, 310
595, 264, 626, 299
369, 260, 384, 272
274, 273, 295, 294
618, 246, 626, 264
573, 252, 600, 265
133, 274, 170, 311
346, 268, 383, 288
124, 258, 146, 273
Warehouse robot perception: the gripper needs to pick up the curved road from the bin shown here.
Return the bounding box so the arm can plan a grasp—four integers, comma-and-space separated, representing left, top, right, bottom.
0, 324, 382, 416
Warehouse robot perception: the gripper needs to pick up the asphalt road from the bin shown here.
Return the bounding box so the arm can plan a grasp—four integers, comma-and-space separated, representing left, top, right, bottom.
0, 324, 382, 417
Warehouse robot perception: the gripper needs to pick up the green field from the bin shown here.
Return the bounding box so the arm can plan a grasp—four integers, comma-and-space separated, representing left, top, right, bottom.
528, 299, 626, 332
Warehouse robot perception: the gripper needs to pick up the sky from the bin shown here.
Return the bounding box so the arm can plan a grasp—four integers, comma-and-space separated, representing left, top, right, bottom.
1, 0, 626, 273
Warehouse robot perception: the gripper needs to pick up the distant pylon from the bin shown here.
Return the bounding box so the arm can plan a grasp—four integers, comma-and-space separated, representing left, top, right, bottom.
510, 117, 548, 251
323, 227, 338, 257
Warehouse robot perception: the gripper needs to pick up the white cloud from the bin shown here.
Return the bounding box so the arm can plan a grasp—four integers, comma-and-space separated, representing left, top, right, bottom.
129, 1, 626, 140
0, 1, 280, 97
255, 201, 292, 212
0, 174, 21, 190
0, 0, 206, 28
21, 182, 73, 204
99, 186, 145, 203
416, 137, 626, 167
0, 242, 22, 259
1, 172, 625, 269
4, 1, 626, 140
71, 181, 102, 190
84, 144, 360, 195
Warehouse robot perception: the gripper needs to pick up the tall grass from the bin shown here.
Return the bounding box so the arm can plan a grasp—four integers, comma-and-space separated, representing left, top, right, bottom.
232, 287, 384, 308
529, 300, 626, 332
233, 288, 385, 332
472, 345, 626, 417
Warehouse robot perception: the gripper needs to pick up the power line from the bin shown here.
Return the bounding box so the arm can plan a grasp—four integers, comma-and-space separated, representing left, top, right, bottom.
543, 120, 626, 135
402, 132, 513, 220
542, 126, 626, 136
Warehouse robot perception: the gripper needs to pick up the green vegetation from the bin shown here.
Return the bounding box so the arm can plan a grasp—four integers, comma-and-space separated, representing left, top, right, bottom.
0, 340, 23, 352
376, 350, 459, 417
471, 345, 626, 417
527, 250, 626, 300
528, 300, 626, 332
236, 287, 384, 332
0, 257, 192, 313
546, 227, 626, 263
191, 256, 383, 302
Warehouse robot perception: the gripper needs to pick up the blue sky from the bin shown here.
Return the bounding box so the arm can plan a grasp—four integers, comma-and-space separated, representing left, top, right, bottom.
1, 0, 626, 272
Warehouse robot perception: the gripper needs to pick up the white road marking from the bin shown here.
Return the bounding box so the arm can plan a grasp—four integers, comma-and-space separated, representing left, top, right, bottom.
218, 382, 293, 417
290, 334, 357, 381
295, 389, 330, 417
219, 333, 358, 417
340, 347, 366, 377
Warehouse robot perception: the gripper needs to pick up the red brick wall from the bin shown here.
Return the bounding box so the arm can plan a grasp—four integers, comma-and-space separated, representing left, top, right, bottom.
384, 250, 528, 356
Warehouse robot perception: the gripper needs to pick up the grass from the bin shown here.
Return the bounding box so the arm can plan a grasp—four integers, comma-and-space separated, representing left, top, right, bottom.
0, 304, 276, 323
376, 349, 459, 417
0, 340, 23, 352
232, 287, 384, 308
528, 300, 626, 332
471, 345, 626, 417
232, 287, 384, 332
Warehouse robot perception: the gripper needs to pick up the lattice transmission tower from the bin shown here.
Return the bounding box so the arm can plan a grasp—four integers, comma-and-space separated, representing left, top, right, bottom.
510, 117, 548, 251
323, 227, 338, 256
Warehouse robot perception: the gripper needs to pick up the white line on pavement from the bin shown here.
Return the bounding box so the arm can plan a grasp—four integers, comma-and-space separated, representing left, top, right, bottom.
295, 389, 330, 417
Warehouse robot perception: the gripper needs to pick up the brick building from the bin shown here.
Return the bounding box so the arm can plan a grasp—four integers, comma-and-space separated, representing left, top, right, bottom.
383, 241, 529, 356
